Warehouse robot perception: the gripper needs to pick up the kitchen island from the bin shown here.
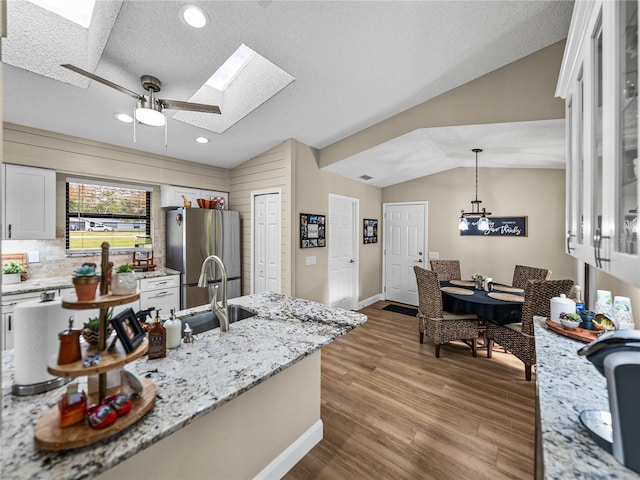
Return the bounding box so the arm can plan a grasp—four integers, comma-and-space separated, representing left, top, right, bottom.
534, 318, 640, 479
1, 292, 367, 479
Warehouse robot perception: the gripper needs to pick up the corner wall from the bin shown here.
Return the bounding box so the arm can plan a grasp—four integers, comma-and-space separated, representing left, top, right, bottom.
382, 167, 577, 286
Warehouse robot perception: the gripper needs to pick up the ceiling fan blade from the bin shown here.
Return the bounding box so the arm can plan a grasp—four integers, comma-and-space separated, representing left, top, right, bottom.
159, 99, 221, 115
61, 64, 142, 100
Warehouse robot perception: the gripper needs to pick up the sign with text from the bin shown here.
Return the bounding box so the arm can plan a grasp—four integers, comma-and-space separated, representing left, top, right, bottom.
460, 216, 528, 237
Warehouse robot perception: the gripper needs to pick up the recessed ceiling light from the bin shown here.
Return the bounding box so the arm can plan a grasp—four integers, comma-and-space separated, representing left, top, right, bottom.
195, 136, 210, 144
180, 5, 209, 29
114, 112, 133, 123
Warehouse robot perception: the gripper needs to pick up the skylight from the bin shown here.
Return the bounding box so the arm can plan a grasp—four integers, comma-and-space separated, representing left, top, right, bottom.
206, 44, 255, 91
27, 0, 95, 28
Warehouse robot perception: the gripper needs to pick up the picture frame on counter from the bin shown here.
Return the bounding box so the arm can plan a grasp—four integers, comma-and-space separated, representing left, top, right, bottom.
300, 213, 326, 248
110, 308, 145, 353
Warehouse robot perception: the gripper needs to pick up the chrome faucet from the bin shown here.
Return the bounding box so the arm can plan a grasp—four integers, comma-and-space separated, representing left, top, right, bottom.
197, 255, 229, 332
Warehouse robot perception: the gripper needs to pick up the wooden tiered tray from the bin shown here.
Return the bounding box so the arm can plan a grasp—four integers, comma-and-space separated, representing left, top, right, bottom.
34, 379, 156, 451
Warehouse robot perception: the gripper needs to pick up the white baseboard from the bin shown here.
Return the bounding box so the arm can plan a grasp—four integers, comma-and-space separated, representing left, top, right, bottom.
358, 293, 382, 309
254, 419, 323, 480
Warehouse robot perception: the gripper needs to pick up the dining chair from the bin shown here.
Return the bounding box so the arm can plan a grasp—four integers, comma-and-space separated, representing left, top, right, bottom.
511, 265, 551, 290
486, 278, 573, 381
414, 266, 478, 358
429, 259, 462, 281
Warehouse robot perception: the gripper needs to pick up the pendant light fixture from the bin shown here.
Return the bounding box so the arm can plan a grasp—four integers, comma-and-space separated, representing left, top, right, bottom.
459, 148, 491, 231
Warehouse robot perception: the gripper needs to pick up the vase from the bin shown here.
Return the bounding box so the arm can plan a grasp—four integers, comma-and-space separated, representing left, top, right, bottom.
579, 310, 596, 330
82, 325, 114, 345
2, 273, 21, 285
111, 272, 137, 295
73, 276, 100, 301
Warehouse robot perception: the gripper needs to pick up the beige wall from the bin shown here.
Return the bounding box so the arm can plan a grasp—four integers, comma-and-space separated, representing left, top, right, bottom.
229, 140, 293, 296
320, 40, 566, 168
293, 141, 382, 304
383, 167, 577, 286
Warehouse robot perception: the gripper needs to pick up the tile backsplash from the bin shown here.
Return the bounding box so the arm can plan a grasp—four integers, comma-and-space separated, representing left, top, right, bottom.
2, 228, 165, 280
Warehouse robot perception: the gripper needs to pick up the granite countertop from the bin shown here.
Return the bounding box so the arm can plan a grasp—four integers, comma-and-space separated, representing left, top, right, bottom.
1, 291, 367, 480
534, 318, 640, 479
1, 268, 180, 296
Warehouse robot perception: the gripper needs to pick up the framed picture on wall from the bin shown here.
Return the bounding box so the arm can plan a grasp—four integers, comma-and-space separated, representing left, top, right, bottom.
300, 213, 326, 248
363, 219, 378, 244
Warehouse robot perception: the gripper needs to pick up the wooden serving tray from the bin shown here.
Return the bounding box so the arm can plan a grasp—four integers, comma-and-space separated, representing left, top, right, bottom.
545, 319, 598, 343
34, 379, 156, 451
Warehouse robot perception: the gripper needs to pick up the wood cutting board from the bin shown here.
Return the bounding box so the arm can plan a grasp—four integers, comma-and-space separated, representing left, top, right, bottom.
1, 253, 27, 281
545, 318, 599, 343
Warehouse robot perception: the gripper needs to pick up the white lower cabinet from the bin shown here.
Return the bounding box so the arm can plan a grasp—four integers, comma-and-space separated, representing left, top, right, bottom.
139, 275, 180, 317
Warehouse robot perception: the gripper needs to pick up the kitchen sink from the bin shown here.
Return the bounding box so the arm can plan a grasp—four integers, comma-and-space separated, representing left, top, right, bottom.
181, 305, 257, 336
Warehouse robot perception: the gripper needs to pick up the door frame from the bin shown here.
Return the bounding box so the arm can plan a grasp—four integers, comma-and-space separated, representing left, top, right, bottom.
328, 193, 359, 309
250, 188, 282, 294
382, 201, 428, 302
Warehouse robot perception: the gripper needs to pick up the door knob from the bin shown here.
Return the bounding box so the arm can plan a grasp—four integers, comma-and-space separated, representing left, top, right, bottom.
349, 259, 354, 263
417, 259, 423, 263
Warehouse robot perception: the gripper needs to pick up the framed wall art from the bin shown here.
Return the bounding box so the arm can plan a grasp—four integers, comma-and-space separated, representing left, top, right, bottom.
363, 219, 378, 244
300, 213, 326, 248
460, 216, 528, 237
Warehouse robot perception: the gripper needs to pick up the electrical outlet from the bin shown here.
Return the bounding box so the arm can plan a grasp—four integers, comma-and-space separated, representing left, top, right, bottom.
27, 251, 40, 263
305, 256, 316, 266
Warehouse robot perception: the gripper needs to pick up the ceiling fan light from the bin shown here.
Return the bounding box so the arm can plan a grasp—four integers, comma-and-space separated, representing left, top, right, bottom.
180, 5, 209, 29
135, 106, 166, 127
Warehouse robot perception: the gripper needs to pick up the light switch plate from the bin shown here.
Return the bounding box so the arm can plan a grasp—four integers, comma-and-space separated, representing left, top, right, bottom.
428, 252, 439, 259
27, 251, 40, 263
306, 256, 316, 266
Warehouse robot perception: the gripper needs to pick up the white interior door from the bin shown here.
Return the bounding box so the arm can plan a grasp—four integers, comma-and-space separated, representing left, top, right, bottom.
328, 194, 359, 309
383, 202, 427, 305
253, 191, 281, 294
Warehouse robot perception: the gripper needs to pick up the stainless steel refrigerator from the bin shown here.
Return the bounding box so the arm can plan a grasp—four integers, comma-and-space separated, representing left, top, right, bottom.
165, 208, 241, 310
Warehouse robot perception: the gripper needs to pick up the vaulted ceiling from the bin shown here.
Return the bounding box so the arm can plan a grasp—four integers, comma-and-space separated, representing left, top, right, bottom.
2, 1, 573, 186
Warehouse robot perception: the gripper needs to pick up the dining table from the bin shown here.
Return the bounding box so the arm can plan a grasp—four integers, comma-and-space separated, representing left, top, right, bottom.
440, 280, 525, 326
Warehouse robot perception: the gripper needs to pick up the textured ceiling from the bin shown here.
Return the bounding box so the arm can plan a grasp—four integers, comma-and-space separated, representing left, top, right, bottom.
2, 1, 573, 185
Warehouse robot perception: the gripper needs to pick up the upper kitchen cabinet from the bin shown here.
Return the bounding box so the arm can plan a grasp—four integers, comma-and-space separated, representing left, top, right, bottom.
557, 0, 640, 287
160, 185, 228, 208
2, 164, 56, 240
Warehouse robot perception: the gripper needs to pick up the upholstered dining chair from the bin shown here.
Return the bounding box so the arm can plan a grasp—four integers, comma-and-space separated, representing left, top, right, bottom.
414, 266, 478, 358
429, 259, 462, 282
511, 265, 552, 290
486, 279, 574, 381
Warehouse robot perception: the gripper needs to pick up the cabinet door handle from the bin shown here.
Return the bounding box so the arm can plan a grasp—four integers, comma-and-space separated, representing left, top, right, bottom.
8, 224, 11, 239
154, 281, 168, 286
8, 315, 11, 331
151, 291, 170, 298
566, 230, 575, 253
594, 229, 601, 268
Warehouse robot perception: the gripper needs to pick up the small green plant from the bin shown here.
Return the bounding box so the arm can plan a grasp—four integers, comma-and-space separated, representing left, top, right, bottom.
471, 273, 485, 282
83, 308, 113, 331
116, 263, 134, 273
2, 261, 26, 274
559, 312, 580, 322
73, 265, 97, 277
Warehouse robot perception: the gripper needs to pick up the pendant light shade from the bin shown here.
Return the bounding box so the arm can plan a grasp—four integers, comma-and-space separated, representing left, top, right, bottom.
459, 148, 492, 231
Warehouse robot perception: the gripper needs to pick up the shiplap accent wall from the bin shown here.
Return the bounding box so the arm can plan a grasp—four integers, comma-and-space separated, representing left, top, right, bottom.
2, 123, 229, 275
230, 140, 293, 296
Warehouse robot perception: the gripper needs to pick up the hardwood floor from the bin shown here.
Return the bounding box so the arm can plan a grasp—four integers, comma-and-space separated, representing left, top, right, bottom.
284, 301, 536, 480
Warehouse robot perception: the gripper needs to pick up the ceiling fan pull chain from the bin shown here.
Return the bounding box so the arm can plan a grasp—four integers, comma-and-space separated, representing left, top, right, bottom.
133, 106, 137, 143
164, 118, 168, 149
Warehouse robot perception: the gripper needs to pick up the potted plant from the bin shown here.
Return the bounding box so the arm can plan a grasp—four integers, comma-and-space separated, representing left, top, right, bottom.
2, 261, 26, 285
82, 308, 114, 345
72, 264, 100, 301
111, 263, 137, 295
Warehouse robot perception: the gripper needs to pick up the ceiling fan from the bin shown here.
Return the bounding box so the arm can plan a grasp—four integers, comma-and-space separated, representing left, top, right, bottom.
61, 64, 221, 128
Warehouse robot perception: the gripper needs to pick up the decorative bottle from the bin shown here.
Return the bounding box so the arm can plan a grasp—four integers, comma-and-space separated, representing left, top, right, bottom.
165, 309, 182, 349
148, 309, 166, 359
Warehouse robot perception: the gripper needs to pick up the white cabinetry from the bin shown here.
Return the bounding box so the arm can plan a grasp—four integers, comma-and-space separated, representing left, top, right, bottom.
557, 0, 640, 287
2, 164, 56, 239
139, 275, 180, 315
160, 185, 228, 208
2, 292, 46, 350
